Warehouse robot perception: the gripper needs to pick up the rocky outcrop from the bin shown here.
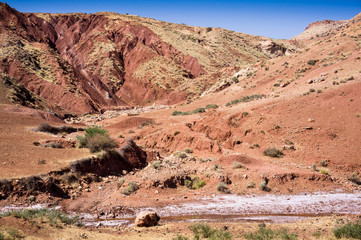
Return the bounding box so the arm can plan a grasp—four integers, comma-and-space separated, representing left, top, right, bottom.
293, 19, 347, 40
135, 211, 160, 227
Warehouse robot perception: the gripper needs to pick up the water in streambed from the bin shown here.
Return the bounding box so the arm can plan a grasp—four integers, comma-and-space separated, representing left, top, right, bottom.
87, 191, 361, 226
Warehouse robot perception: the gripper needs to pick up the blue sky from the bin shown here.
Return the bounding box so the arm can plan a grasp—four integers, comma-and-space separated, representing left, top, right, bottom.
4, 0, 361, 39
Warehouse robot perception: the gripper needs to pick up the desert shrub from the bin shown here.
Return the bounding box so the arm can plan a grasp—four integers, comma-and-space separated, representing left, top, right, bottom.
37, 159, 46, 164
312, 163, 317, 171
178, 152, 188, 159
333, 221, 361, 239
232, 161, 245, 169
216, 182, 230, 193
260, 181, 270, 192
309, 88, 315, 93
121, 182, 138, 195
226, 94, 265, 106
320, 168, 329, 175
174, 131, 180, 136
118, 134, 124, 138
244, 224, 298, 240
192, 108, 206, 114
77, 126, 117, 153
152, 161, 161, 169
172, 235, 189, 240
61, 173, 79, 185
184, 148, 193, 154
0, 208, 82, 227
140, 120, 154, 128
320, 160, 327, 167
117, 178, 125, 189
36, 123, 81, 135
4, 227, 23, 239
348, 174, 361, 185
185, 177, 206, 189
307, 59, 317, 66
206, 104, 219, 109
247, 181, 256, 188
212, 164, 220, 171
189, 223, 232, 240
263, 148, 284, 158
43, 142, 63, 148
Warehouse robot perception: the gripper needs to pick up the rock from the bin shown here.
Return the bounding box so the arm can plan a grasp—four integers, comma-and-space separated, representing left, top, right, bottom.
135, 211, 160, 227
282, 145, 295, 150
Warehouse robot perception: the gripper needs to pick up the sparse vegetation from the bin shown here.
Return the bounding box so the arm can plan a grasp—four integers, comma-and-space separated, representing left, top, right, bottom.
216, 182, 230, 193
77, 126, 118, 153
232, 161, 245, 169
206, 104, 219, 109
263, 148, 284, 158
184, 148, 193, 154
185, 177, 206, 189
247, 181, 256, 188
36, 123, 82, 135
260, 181, 270, 192
225, 94, 266, 107
348, 174, 361, 185
0, 208, 82, 227
333, 221, 361, 239
121, 182, 138, 195
173, 223, 232, 240
244, 224, 298, 240
307, 59, 317, 66
117, 178, 125, 188
152, 160, 162, 169
320, 168, 329, 175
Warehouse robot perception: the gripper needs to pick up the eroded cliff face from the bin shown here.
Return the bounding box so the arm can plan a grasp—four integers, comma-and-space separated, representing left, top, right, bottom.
0, 3, 291, 116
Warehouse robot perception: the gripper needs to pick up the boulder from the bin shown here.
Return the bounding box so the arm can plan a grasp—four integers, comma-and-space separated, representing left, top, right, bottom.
135, 211, 160, 227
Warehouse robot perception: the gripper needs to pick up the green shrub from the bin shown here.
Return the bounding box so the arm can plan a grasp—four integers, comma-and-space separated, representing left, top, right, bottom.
307, 59, 317, 66
77, 126, 117, 153
178, 152, 188, 159
189, 223, 232, 240
309, 88, 315, 93
0, 208, 82, 227
185, 177, 206, 189
263, 148, 284, 158
232, 161, 245, 169
244, 224, 298, 240
247, 181, 256, 188
217, 182, 230, 193
333, 221, 361, 239
174, 131, 181, 136
117, 178, 125, 189
5, 228, 23, 239
320, 168, 329, 175
152, 161, 162, 169
192, 108, 206, 114
206, 104, 219, 109
172, 235, 189, 240
121, 182, 138, 195
348, 174, 361, 185
260, 181, 270, 192
184, 148, 193, 154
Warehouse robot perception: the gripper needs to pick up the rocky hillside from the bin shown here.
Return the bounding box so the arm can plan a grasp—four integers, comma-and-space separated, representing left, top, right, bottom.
0, 2, 296, 116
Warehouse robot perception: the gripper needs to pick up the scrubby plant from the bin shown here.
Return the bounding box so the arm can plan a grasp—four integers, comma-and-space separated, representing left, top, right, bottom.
320, 168, 329, 175
216, 182, 230, 193
232, 161, 245, 169
247, 181, 256, 188
189, 223, 232, 240
174, 131, 181, 136
244, 224, 298, 240
178, 152, 188, 159
312, 163, 317, 171
117, 178, 125, 189
307, 59, 317, 66
77, 126, 117, 153
152, 161, 162, 169
36, 123, 81, 135
263, 148, 284, 158
121, 182, 138, 195
260, 181, 270, 192
333, 221, 361, 239
184, 148, 193, 154
0, 208, 82, 227
348, 174, 361, 185
206, 104, 219, 109
320, 160, 327, 167
185, 177, 206, 190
